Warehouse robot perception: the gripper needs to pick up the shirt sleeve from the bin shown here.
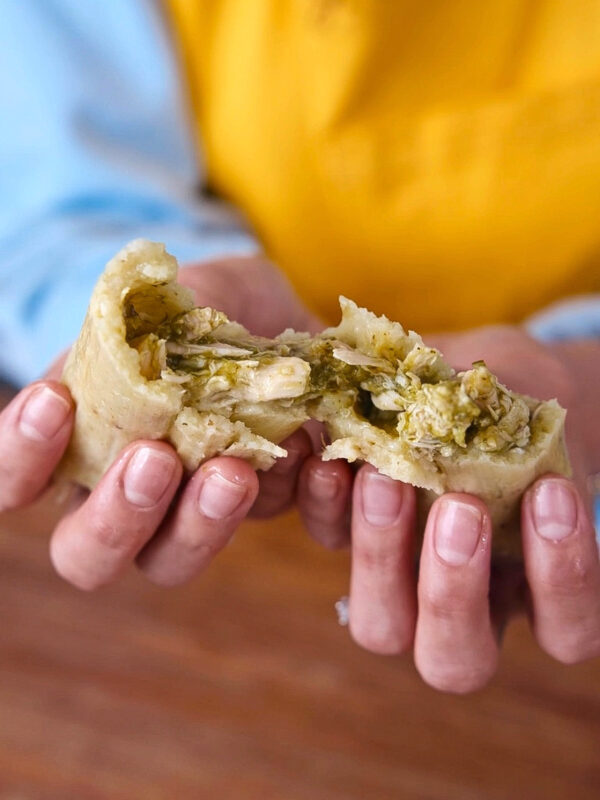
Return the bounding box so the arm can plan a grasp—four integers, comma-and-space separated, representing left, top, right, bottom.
0, 0, 257, 386
526, 296, 600, 341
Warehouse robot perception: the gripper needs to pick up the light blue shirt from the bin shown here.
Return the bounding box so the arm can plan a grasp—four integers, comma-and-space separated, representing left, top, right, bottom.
0, 0, 256, 386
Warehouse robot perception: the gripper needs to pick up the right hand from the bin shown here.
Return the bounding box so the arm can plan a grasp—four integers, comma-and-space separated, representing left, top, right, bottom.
0, 254, 322, 590
293, 325, 600, 692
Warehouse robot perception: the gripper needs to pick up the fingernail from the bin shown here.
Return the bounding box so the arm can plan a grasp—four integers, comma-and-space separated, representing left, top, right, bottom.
361, 470, 404, 527
198, 472, 247, 520
123, 447, 176, 508
532, 480, 578, 541
308, 468, 339, 501
434, 499, 482, 566
19, 386, 71, 441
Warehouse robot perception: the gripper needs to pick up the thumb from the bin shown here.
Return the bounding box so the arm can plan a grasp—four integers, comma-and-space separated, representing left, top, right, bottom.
178, 254, 323, 337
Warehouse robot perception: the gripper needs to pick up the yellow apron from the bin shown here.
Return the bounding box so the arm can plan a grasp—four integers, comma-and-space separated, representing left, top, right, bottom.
166, 0, 600, 331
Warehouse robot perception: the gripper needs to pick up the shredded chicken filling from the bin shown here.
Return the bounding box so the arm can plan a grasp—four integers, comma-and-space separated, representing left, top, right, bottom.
124, 293, 533, 457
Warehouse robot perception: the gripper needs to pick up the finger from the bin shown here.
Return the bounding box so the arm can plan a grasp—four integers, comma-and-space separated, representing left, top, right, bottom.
250, 429, 312, 518
522, 476, 600, 664
348, 465, 417, 655
414, 494, 498, 693
0, 381, 74, 511
297, 456, 353, 549
50, 441, 182, 590
302, 418, 329, 451
45, 349, 70, 381
136, 457, 259, 586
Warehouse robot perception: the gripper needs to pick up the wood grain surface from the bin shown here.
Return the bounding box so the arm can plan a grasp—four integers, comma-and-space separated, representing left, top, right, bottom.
0, 485, 599, 800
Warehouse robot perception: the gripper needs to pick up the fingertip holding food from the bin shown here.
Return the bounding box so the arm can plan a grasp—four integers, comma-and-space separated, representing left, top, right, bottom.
433, 498, 484, 566
197, 470, 249, 520
360, 468, 405, 527
123, 446, 178, 508
531, 478, 578, 541
522, 477, 600, 665
297, 457, 352, 550
307, 466, 340, 501
19, 385, 72, 442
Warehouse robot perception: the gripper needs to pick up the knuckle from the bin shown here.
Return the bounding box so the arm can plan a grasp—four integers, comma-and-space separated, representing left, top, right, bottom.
93, 516, 140, 553
178, 536, 221, 561
90, 499, 152, 554
538, 557, 595, 598
138, 539, 228, 588
174, 515, 239, 559
419, 586, 477, 622
353, 544, 405, 574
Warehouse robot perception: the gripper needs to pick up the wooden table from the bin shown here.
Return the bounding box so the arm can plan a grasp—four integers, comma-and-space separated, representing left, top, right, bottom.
0, 487, 599, 800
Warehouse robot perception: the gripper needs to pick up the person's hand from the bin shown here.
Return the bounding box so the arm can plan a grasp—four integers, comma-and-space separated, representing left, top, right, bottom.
0, 254, 321, 590
296, 325, 600, 692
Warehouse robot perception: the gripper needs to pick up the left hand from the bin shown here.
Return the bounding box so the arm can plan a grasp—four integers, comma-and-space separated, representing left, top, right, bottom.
296, 325, 600, 693
0, 254, 322, 591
